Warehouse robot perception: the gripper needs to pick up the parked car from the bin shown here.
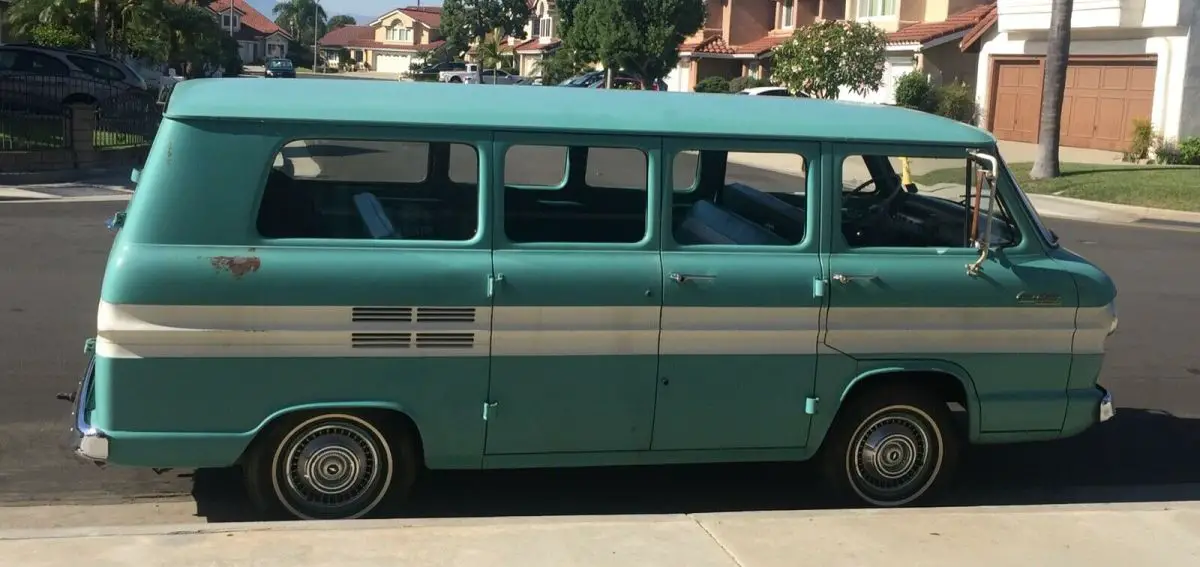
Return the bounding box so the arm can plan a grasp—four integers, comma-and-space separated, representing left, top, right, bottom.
439, 63, 525, 85
68, 77, 1119, 521
265, 58, 296, 78
737, 86, 811, 98
559, 70, 667, 91
0, 44, 148, 113
407, 61, 467, 81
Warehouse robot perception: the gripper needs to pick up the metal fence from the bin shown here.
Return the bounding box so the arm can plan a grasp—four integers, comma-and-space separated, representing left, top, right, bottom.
0, 70, 165, 152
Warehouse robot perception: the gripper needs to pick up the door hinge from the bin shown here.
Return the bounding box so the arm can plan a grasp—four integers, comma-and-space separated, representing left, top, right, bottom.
83, 337, 96, 354
805, 397, 819, 415
482, 401, 498, 420
812, 277, 827, 298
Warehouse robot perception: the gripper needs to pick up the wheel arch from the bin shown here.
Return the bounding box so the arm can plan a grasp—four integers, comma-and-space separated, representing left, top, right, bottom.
808, 360, 982, 454
235, 401, 426, 466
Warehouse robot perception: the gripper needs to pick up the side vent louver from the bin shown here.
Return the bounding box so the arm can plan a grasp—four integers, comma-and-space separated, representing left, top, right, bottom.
415, 332, 475, 349
416, 307, 476, 323
351, 332, 412, 348
352, 307, 413, 322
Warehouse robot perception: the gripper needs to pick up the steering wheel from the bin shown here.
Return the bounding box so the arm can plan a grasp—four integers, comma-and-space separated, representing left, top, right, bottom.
848, 178, 876, 194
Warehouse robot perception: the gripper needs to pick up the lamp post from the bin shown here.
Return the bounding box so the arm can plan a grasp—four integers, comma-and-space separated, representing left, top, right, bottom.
313, 0, 320, 72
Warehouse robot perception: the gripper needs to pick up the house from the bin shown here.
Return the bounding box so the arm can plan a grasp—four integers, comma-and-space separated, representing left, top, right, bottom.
503, 0, 563, 77
839, 1, 996, 105
203, 0, 292, 63
968, 0, 1199, 152
318, 6, 445, 74
668, 0, 848, 92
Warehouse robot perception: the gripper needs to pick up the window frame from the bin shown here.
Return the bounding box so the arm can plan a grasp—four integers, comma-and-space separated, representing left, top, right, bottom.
828, 143, 1035, 256
252, 127, 492, 250
493, 131, 661, 251
857, 0, 898, 18
780, 0, 795, 29
661, 137, 821, 253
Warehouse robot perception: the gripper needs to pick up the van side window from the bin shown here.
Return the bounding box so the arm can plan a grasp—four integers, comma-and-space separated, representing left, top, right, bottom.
504, 145, 567, 187
258, 139, 479, 242
840, 154, 1020, 249
503, 144, 648, 244
670, 150, 808, 246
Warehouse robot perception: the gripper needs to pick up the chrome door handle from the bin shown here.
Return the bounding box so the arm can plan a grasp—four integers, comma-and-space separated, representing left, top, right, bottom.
669, 272, 716, 284
832, 273, 878, 284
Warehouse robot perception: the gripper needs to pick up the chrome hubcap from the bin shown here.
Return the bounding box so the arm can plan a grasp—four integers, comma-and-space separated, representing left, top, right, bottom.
851, 413, 934, 501
282, 421, 381, 510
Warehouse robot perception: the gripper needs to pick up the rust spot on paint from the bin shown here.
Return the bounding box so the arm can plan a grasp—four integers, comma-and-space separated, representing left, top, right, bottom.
210, 256, 261, 279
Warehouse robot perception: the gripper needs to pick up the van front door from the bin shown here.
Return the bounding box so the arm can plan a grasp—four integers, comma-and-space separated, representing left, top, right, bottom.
484, 134, 663, 456
822, 149, 1079, 433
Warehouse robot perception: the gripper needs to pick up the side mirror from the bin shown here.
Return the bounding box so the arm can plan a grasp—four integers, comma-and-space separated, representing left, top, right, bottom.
966, 151, 999, 276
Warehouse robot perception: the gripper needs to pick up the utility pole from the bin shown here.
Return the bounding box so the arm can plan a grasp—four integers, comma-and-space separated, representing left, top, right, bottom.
313, 0, 320, 71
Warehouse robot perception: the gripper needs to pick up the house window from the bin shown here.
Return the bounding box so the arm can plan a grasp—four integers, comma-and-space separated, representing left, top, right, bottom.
386, 25, 411, 41
780, 0, 795, 28
221, 14, 239, 29
399, 27, 411, 41
856, 0, 898, 18
540, 16, 552, 38
531, 17, 540, 37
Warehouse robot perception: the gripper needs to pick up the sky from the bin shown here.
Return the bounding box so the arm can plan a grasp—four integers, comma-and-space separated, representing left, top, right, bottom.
246, 0, 444, 25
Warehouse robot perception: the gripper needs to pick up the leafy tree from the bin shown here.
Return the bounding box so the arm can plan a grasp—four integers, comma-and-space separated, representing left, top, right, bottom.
569, 0, 704, 85
533, 46, 592, 85
770, 19, 887, 99
439, 0, 532, 57
29, 23, 89, 49
327, 14, 356, 31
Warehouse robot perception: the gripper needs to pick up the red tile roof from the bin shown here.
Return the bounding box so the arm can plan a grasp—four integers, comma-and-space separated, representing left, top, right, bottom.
513, 37, 561, 53
680, 33, 791, 57
318, 25, 375, 47
401, 6, 442, 28
959, 3, 998, 52
681, 35, 735, 55
887, 1, 996, 45
204, 0, 291, 40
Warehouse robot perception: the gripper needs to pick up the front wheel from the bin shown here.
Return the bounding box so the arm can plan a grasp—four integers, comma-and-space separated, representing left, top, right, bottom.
821, 388, 960, 507
244, 411, 417, 520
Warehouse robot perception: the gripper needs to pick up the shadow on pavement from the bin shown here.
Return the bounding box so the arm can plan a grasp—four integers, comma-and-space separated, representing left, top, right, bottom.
191, 407, 1199, 523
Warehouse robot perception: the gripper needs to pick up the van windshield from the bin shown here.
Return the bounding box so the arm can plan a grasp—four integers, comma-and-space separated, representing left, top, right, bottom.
268, 59, 293, 70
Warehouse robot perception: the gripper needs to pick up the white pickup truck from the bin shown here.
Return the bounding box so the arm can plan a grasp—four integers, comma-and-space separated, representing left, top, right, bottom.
438, 63, 525, 85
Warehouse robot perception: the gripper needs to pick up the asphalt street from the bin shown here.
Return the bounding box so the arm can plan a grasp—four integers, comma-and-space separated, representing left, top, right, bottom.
0, 183, 1197, 521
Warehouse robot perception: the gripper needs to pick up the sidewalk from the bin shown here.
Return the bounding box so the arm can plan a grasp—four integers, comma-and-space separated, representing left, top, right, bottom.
1, 502, 1197, 567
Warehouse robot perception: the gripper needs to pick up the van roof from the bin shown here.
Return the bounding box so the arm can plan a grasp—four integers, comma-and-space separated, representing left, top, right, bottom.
164, 78, 996, 146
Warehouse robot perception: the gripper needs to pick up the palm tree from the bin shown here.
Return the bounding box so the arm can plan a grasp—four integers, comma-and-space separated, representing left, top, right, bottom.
1030, 0, 1074, 180
272, 0, 327, 46
475, 27, 513, 74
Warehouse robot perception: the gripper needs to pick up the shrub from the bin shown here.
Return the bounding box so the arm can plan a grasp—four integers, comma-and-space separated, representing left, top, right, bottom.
932, 81, 977, 124
694, 76, 731, 93
893, 71, 934, 111
728, 75, 774, 93
1177, 136, 1200, 165
1152, 136, 1181, 164
1124, 118, 1154, 162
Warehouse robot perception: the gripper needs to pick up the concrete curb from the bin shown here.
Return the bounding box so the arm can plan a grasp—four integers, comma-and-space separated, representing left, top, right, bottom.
0, 167, 132, 186
1030, 193, 1200, 227
2, 499, 1199, 541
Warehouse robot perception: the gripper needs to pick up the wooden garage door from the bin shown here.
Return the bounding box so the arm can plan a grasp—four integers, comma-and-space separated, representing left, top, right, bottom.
1060, 62, 1155, 152
989, 57, 1156, 151
990, 59, 1043, 144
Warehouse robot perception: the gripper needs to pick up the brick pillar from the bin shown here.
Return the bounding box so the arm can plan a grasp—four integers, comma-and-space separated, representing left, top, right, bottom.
69, 103, 97, 168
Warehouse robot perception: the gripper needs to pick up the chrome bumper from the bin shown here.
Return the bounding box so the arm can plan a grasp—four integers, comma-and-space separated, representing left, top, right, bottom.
68, 356, 109, 466
1098, 385, 1115, 423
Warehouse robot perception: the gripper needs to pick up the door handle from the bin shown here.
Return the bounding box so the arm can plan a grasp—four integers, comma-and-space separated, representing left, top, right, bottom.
832, 273, 878, 284
669, 272, 715, 284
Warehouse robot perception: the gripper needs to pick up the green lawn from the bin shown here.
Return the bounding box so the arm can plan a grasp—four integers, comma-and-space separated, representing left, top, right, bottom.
1, 116, 150, 150
914, 162, 1200, 212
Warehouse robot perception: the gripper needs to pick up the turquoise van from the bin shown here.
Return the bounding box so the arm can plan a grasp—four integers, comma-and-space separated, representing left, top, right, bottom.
67, 78, 1118, 520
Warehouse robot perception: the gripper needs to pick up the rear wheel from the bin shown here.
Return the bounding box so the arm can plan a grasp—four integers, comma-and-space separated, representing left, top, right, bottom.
821, 387, 960, 507
244, 411, 417, 520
